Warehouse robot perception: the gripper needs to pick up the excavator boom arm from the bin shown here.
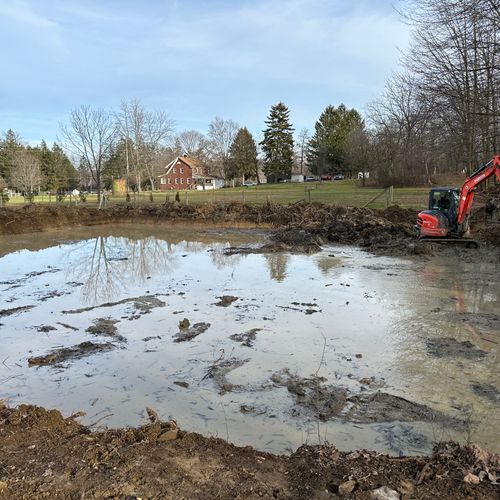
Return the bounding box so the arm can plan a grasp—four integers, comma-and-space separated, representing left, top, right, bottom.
457, 155, 500, 224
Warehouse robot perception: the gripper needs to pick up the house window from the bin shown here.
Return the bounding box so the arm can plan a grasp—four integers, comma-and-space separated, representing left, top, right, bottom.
167, 178, 171, 184
180, 178, 184, 184
175, 178, 178, 184
160, 178, 166, 185
187, 178, 191, 184
180, 168, 184, 173
173, 168, 176, 174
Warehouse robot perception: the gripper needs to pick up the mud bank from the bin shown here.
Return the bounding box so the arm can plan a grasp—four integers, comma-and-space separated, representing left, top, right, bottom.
2, 202, 498, 257
0, 402, 498, 500
0, 202, 433, 256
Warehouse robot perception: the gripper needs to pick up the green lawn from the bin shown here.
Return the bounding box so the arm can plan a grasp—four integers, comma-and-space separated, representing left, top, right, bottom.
2, 180, 430, 210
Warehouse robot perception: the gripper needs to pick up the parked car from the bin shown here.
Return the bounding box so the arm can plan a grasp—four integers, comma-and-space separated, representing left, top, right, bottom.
304, 176, 316, 182
333, 174, 344, 180
320, 174, 332, 181
242, 181, 257, 187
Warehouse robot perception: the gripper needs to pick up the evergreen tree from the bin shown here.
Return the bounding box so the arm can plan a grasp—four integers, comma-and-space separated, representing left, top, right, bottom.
260, 102, 294, 182
307, 104, 363, 176
228, 127, 258, 181
0, 129, 23, 182
51, 143, 78, 190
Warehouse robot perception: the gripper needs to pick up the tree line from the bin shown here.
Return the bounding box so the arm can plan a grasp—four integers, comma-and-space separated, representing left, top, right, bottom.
1, 98, 364, 199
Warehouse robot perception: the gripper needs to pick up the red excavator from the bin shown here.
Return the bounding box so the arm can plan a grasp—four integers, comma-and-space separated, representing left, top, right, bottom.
416, 155, 500, 246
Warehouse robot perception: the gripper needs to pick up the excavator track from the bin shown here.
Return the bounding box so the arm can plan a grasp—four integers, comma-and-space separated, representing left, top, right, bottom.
418, 237, 479, 248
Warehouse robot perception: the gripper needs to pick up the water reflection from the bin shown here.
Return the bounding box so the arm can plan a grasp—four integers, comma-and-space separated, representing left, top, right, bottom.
264, 253, 290, 282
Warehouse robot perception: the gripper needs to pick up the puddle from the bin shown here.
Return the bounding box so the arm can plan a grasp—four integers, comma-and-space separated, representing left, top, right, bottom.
0, 223, 498, 456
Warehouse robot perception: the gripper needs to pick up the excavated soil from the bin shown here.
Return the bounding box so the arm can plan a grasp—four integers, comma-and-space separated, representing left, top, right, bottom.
0, 402, 498, 499
1, 201, 498, 256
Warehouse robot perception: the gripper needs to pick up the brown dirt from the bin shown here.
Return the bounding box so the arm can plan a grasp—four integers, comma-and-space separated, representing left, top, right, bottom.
2, 201, 499, 255
0, 402, 498, 499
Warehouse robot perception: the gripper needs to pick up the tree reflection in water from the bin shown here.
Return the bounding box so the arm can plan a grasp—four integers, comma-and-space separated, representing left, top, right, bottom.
65, 235, 245, 303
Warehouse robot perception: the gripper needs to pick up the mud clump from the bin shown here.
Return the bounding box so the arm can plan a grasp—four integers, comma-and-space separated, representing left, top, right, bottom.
426, 337, 488, 360
215, 295, 239, 307
271, 369, 348, 421
230, 328, 261, 347
173, 322, 210, 342
28, 341, 115, 366
470, 382, 500, 403
344, 392, 460, 426
0, 305, 34, 317
446, 312, 500, 331
86, 317, 124, 341
272, 228, 324, 253
35, 325, 57, 333
204, 357, 248, 394
62, 294, 165, 315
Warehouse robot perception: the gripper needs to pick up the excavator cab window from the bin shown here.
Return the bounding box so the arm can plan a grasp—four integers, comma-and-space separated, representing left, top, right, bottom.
430, 190, 451, 211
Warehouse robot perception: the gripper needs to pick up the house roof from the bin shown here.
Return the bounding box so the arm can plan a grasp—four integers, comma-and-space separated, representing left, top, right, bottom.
158, 156, 205, 177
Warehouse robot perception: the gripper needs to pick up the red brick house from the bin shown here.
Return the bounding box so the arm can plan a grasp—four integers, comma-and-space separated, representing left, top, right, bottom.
158, 156, 208, 190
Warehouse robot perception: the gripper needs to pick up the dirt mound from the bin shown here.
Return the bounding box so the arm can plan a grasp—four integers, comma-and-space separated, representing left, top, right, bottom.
0, 403, 498, 499
1, 202, 498, 256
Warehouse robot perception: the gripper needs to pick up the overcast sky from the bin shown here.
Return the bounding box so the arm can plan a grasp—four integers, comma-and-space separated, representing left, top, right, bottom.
0, 0, 409, 144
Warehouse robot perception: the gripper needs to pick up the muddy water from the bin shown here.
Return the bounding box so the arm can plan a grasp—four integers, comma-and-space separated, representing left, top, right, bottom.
1, 224, 498, 455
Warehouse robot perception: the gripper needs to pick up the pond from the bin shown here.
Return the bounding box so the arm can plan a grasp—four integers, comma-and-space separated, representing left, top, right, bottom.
0, 224, 498, 455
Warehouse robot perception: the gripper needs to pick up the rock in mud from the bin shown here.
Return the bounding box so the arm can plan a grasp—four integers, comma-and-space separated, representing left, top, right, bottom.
370, 486, 400, 500
230, 328, 261, 347
345, 392, 458, 426
470, 382, 500, 403
174, 381, 189, 389
28, 341, 115, 366
215, 295, 239, 307
173, 322, 210, 342
205, 358, 248, 394
271, 369, 348, 421
426, 337, 487, 360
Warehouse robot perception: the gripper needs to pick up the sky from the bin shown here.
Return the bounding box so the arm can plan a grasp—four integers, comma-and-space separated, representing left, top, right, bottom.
0, 0, 410, 145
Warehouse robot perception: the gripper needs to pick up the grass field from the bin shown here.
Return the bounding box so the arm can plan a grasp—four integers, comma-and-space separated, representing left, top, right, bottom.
2, 180, 431, 210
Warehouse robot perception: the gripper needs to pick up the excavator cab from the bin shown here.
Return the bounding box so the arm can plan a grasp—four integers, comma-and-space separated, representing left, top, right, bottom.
416, 187, 460, 238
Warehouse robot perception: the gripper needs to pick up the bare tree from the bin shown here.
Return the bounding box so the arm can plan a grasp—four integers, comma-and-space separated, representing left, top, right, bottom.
175, 130, 209, 161
345, 127, 371, 185
11, 149, 43, 194
116, 99, 174, 191
296, 128, 310, 175
207, 117, 239, 178
60, 106, 115, 203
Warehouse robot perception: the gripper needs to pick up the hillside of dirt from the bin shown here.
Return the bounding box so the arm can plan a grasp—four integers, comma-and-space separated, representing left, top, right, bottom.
0, 402, 498, 499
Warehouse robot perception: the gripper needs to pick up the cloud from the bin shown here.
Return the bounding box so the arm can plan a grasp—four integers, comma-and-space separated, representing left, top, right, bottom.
0, 0, 409, 143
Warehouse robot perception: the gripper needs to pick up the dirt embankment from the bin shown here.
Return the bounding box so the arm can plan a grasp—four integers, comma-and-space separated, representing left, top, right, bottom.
0, 402, 498, 499
2, 201, 498, 254
0, 202, 423, 254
